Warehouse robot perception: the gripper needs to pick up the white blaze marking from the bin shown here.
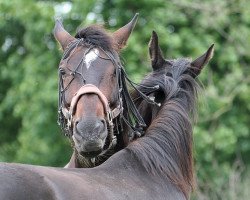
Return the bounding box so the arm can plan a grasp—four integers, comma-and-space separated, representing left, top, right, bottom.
85, 48, 99, 69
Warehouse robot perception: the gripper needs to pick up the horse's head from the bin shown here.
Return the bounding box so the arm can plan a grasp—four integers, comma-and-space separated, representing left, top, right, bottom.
133, 31, 214, 127
54, 14, 138, 158
147, 31, 214, 110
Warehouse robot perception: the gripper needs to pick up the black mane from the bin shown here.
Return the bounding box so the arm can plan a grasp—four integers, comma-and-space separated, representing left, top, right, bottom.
75, 25, 114, 51
127, 58, 199, 198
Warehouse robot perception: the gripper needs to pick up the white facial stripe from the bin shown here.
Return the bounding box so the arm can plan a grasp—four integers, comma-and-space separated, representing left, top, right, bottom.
85, 48, 99, 69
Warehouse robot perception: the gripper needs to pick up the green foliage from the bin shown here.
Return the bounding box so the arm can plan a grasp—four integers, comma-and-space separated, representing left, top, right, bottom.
0, 0, 249, 198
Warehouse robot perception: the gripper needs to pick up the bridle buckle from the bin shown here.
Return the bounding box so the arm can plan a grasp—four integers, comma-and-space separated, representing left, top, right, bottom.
107, 111, 113, 126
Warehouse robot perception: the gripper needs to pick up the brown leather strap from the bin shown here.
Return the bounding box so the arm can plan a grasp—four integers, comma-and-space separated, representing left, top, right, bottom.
69, 84, 110, 116
111, 105, 123, 119
61, 84, 122, 127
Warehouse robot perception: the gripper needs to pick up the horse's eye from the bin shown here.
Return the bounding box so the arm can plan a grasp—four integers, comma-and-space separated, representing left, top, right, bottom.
59, 68, 66, 76
59, 68, 68, 80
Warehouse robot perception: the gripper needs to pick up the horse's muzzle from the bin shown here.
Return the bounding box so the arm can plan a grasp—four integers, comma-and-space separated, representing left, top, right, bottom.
72, 118, 107, 156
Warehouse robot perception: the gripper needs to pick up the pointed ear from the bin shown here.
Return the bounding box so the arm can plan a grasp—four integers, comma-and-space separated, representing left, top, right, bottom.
53, 19, 75, 50
148, 31, 165, 71
190, 44, 214, 77
112, 13, 139, 50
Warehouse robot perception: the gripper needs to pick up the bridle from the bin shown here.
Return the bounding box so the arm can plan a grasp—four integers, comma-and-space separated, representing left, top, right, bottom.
57, 38, 156, 155
61, 83, 122, 153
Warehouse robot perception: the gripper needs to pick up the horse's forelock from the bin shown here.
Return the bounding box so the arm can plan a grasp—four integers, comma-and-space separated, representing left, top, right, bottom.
75, 25, 115, 51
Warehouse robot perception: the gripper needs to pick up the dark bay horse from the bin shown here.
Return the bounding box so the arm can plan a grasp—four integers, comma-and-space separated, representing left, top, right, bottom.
0, 31, 214, 199
54, 14, 154, 168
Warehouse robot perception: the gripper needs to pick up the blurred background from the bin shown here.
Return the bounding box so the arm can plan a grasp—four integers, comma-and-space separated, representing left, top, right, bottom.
0, 0, 249, 199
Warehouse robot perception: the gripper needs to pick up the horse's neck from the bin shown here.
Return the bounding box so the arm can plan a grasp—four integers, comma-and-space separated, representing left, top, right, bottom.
97, 148, 185, 199
98, 149, 146, 176
122, 82, 196, 198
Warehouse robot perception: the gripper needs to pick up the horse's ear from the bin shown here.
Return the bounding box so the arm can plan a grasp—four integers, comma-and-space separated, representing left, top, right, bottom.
149, 31, 165, 71
54, 19, 75, 50
190, 44, 214, 77
112, 13, 139, 50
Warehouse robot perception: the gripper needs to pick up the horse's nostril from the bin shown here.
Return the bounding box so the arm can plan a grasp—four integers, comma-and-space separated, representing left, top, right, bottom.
74, 120, 83, 135
100, 119, 106, 126
98, 119, 106, 130
75, 119, 80, 126
90, 119, 106, 135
